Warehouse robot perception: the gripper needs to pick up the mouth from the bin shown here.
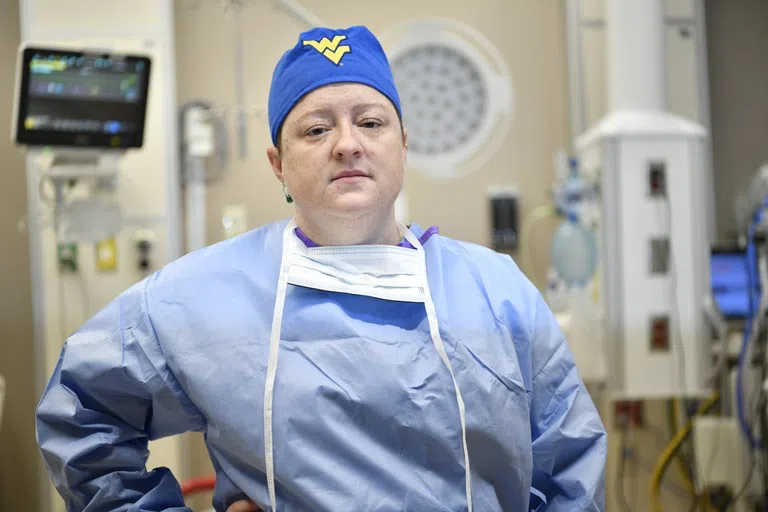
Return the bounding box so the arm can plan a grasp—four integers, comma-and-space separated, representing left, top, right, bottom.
332, 170, 370, 181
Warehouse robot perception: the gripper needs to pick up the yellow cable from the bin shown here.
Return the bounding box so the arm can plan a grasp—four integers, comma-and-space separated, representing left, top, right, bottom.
650, 393, 720, 512
670, 399, 697, 496
672, 399, 717, 512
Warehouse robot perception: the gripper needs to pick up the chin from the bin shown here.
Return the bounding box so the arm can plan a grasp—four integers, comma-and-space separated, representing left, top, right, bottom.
331, 193, 379, 213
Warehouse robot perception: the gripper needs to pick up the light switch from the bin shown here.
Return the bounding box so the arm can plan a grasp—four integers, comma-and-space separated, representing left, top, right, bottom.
222, 205, 248, 239
96, 237, 118, 271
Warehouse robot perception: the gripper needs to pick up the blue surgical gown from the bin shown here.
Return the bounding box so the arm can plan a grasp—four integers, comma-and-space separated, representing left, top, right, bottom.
36, 220, 607, 511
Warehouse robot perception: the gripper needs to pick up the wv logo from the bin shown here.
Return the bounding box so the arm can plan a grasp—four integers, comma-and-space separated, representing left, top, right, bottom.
303, 35, 351, 65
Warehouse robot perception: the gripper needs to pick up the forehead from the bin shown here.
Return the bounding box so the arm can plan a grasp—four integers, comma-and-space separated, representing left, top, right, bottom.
287, 83, 396, 120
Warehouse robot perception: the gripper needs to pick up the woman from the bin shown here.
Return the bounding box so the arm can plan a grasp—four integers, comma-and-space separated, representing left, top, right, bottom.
37, 26, 606, 512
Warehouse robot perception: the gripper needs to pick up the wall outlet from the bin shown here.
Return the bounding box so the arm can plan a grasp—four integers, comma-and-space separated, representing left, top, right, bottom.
96, 237, 118, 271
614, 400, 644, 429
57, 242, 78, 272
132, 229, 155, 272
222, 205, 248, 239
649, 315, 671, 352
648, 161, 667, 196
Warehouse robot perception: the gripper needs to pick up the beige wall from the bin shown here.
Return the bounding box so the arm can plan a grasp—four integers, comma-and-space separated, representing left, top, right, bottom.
0, 1, 40, 511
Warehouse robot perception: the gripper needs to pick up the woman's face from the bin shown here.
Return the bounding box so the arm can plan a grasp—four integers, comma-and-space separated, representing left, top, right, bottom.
267, 83, 407, 221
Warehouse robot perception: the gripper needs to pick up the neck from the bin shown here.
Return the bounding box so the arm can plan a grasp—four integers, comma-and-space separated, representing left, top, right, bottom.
295, 209, 401, 246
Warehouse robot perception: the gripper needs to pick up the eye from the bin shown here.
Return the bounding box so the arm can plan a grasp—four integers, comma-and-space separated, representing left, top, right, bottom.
360, 119, 382, 129
305, 126, 328, 137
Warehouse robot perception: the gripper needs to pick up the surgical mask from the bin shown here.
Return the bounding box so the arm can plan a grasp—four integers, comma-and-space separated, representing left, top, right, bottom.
263, 219, 472, 512
283, 228, 426, 302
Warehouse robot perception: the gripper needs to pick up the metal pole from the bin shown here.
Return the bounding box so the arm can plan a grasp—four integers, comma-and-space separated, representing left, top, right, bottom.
606, 0, 667, 112
229, 1, 248, 160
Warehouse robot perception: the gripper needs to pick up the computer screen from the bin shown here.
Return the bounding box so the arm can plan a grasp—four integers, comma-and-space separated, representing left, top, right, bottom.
12, 46, 152, 149
711, 249, 760, 319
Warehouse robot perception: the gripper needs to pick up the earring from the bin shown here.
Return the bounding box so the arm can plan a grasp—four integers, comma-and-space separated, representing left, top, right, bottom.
282, 183, 293, 204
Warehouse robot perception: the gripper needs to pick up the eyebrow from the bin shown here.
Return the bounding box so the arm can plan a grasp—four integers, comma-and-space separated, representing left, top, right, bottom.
294, 102, 390, 124
351, 102, 389, 114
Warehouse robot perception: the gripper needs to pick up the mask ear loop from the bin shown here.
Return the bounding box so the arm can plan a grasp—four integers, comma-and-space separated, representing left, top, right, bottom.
264, 219, 296, 512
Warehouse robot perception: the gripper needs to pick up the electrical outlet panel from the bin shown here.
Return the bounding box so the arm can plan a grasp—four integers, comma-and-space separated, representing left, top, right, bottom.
57, 242, 78, 272
649, 315, 671, 352
614, 400, 644, 429
649, 238, 670, 275
132, 229, 155, 271
96, 238, 118, 271
649, 161, 666, 196
222, 205, 248, 239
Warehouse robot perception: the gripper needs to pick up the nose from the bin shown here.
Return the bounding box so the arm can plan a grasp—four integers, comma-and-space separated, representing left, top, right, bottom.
333, 122, 363, 161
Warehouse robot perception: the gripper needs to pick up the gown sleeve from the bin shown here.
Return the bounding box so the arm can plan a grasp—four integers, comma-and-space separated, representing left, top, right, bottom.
36, 277, 207, 511
527, 289, 608, 511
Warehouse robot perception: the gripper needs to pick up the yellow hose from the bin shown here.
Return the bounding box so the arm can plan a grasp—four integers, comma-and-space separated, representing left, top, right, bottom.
670, 399, 697, 495
650, 393, 720, 512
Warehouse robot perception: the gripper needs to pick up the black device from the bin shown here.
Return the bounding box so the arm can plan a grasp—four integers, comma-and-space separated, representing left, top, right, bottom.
490, 189, 519, 251
12, 45, 152, 149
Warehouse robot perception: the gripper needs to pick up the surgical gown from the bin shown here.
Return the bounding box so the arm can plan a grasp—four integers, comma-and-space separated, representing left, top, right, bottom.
36, 219, 607, 511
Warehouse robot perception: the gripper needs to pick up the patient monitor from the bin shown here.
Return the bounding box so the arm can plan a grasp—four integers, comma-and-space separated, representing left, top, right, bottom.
11, 44, 153, 242
11, 45, 151, 149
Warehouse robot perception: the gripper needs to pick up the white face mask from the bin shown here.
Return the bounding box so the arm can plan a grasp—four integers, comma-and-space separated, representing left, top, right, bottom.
283, 224, 426, 303
263, 219, 472, 512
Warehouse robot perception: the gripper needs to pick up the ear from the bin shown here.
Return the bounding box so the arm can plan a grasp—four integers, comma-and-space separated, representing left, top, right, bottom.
266, 146, 284, 183
402, 128, 408, 166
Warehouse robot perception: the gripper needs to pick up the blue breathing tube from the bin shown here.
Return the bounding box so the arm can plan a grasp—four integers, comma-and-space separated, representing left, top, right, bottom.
736, 199, 768, 450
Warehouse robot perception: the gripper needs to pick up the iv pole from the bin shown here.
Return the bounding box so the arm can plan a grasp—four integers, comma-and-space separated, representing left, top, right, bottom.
220, 0, 325, 161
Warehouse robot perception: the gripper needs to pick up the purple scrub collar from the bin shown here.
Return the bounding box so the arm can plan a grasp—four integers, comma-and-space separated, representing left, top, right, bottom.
295, 225, 439, 249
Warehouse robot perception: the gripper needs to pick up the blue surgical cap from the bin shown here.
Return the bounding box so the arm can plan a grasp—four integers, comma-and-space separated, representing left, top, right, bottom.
267, 26, 402, 146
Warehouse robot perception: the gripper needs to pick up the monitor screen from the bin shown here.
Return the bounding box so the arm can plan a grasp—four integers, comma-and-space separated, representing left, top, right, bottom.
13, 46, 151, 149
711, 249, 760, 319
